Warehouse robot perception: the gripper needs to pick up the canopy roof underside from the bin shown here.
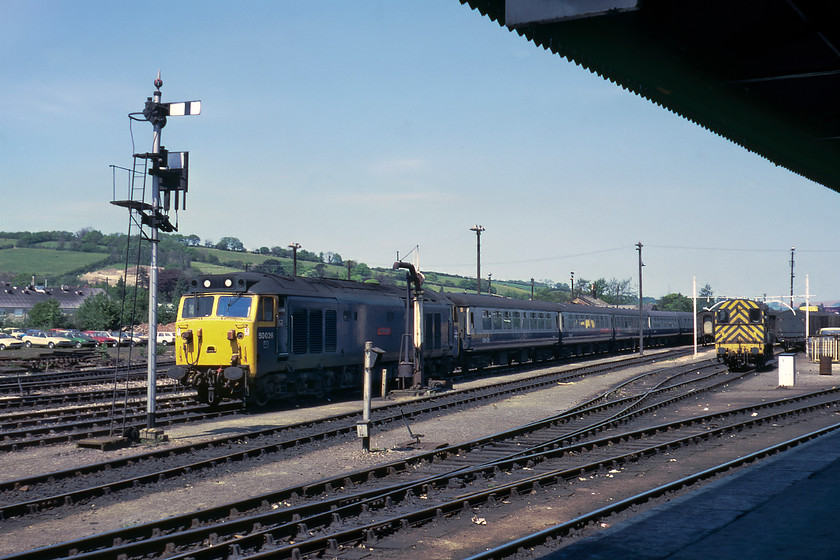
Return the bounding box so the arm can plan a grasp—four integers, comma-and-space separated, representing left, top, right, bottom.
461, 0, 840, 192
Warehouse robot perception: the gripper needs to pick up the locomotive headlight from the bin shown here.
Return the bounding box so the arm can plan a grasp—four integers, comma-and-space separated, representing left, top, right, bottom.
237, 332, 244, 340
225, 278, 233, 287
203, 280, 211, 288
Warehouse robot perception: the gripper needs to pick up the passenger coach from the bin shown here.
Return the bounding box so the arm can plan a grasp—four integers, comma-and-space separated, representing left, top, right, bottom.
447, 293, 561, 370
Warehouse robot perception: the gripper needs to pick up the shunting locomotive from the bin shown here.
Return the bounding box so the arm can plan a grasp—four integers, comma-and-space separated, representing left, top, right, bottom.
713, 298, 775, 368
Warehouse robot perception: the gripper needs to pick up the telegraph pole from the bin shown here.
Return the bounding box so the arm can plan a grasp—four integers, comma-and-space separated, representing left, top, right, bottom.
470, 225, 485, 295
790, 246, 795, 308
636, 242, 644, 355
692, 276, 697, 358
289, 243, 301, 276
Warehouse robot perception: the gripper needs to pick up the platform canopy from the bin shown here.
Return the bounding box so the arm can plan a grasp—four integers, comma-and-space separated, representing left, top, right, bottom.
460, 0, 840, 193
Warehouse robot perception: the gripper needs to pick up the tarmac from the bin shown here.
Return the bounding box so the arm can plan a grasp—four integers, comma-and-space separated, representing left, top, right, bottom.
539, 357, 840, 560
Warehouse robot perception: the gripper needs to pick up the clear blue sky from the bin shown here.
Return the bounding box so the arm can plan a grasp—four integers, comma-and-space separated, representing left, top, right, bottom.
2, 1, 838, 303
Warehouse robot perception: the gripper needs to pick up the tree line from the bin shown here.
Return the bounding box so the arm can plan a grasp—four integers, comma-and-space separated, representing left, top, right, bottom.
1, 229, 713, 329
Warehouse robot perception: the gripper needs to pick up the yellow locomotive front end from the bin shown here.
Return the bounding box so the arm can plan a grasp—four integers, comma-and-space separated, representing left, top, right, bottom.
714, 299, 773, 369
170, 287, 277, 405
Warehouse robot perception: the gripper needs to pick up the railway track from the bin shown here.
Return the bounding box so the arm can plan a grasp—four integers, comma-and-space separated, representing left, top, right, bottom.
0, 359, 175, 396
0, 395, 241, 451
463, 422, 840, 560
0, 351, 692, 516
6, 355, 818, 559
0, 349, 687, 453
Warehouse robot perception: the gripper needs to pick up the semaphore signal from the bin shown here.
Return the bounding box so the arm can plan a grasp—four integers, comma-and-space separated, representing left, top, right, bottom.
111, 72, 200, 443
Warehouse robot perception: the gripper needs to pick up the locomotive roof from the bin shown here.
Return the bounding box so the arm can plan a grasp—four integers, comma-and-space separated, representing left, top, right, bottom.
187, 272, 452, 303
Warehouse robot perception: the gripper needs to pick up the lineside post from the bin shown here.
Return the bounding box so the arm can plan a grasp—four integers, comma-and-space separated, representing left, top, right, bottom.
637, 242, 644, 356
693, 276, 697, 357
144, 74, 164, 443
358, 341, 385, 452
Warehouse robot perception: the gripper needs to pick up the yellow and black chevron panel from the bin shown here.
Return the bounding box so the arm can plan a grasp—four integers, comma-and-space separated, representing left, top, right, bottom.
714, 299, 773, 369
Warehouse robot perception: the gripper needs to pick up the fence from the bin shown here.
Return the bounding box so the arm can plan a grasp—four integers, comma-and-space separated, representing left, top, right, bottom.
809, 335, 840, 362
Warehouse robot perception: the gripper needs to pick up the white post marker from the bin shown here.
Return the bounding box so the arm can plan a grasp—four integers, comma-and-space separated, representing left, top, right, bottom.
779, 353, 796, 387
693, 276, 697, 358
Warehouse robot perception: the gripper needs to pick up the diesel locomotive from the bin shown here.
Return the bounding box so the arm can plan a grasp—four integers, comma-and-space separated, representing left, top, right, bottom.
712, 298, 775, 369
169, 272, 696, 406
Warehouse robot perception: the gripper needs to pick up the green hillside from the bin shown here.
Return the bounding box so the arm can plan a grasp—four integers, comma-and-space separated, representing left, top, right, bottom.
0, 247, 109, 279
0, 230, 575, 303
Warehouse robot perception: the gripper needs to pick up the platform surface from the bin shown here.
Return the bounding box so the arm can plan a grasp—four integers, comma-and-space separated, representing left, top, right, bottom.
540, 424, 840, 559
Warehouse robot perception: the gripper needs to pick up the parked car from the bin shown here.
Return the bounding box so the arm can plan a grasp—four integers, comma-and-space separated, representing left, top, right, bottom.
0, 334, 24, 350
83, 330, 121, 347
20, 330, 73, 349
50, 329, 97, 348
156, 331, 177, 345
111, 330, 148, 347
1, 327, 25, 339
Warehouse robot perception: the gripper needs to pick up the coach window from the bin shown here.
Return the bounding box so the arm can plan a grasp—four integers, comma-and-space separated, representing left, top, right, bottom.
503, 311, 512, 329
482, 310, 492, 330
512, 311, 521, 329
492, 310, 502, 330
182, 295, 214, 318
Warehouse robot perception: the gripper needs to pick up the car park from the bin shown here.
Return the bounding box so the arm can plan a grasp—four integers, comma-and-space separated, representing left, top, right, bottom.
0, 334, 23, 350
50, 329, 97, 348
83, 330, 121, 347
20, 330, 73, 349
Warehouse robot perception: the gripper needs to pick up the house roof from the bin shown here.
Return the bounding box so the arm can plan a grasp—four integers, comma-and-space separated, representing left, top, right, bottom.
0, 283, 104, 311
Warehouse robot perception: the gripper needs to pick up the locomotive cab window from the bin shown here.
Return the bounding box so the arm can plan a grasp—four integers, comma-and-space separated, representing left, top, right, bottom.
217, 295, 253, 318
749, 309, 762, 323
716, 310, 729, 324
182, 296, 214, 318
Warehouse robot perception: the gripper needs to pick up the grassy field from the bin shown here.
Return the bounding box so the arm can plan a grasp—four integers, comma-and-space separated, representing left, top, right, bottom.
191, 262, 242, 274
0, 243, 534, 301
0, 248, 109, 278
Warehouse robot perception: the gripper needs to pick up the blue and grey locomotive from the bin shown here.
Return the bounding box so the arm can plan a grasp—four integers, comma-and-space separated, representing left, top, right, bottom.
171, 272, 697, 406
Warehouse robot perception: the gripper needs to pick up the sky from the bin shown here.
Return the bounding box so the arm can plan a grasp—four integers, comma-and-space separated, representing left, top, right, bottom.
2, 1, 838, 303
